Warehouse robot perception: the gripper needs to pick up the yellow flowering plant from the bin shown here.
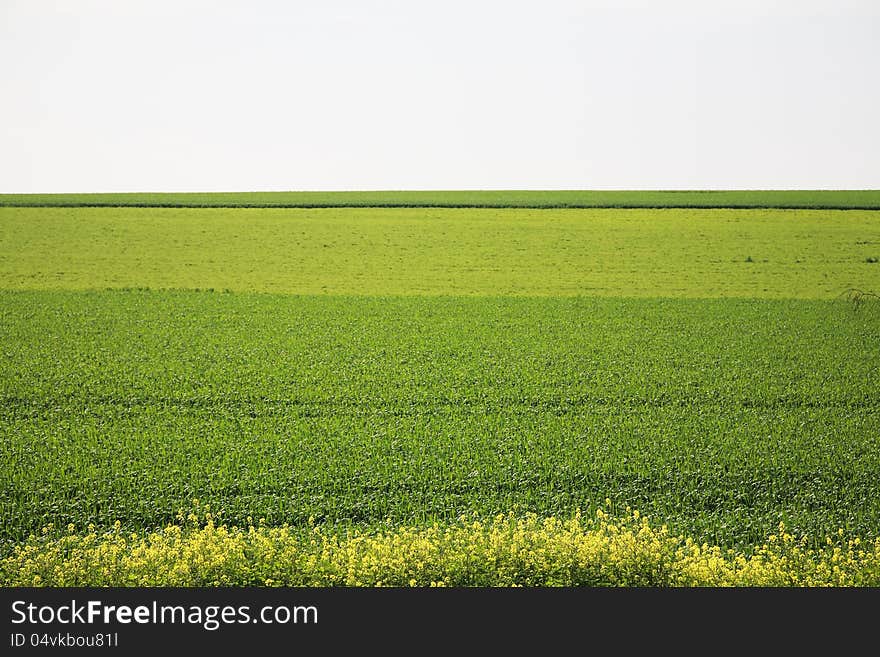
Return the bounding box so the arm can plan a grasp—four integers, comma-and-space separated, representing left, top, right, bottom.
3, 508, 878, 587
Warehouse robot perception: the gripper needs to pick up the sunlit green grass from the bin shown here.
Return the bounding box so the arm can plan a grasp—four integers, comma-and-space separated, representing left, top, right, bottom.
2, 207, 878, 297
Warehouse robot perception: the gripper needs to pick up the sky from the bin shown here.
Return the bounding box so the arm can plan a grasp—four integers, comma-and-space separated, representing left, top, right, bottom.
1, 0, 878, 192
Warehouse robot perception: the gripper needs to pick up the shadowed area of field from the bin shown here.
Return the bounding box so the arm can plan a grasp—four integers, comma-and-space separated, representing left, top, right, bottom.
2, 292, 878, 551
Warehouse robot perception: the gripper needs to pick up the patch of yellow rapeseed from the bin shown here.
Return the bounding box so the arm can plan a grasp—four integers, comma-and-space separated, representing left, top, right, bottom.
3, 509, 878, 587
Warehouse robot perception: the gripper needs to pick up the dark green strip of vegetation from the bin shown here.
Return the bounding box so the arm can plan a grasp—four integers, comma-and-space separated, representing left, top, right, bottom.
2, 190, 880, 208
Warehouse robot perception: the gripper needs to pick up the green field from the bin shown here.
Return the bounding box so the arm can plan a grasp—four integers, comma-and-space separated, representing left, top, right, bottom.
1, 207, 878, 297
2, 291, 879, 553
2, 200, 880, 582
1, 189, 880, 209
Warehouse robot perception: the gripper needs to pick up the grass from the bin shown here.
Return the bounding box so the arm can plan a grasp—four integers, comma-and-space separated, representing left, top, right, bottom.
1, 190, 880, 208
2, 207, 879, 298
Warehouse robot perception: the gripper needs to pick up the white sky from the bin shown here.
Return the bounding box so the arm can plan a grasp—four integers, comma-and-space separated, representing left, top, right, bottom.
1, 0, 878, 192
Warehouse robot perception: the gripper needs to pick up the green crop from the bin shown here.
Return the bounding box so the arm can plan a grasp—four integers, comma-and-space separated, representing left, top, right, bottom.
1, 292, 878, 553
1, 207, 878, 298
